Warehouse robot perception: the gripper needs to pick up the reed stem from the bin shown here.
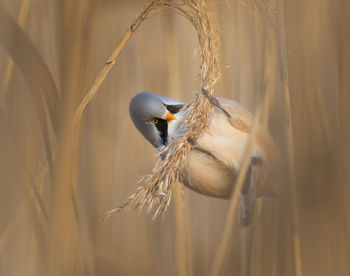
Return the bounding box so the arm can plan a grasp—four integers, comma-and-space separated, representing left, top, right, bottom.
73, 1, 159, 125
2, 0, 31, 94
210, 103, 264, 276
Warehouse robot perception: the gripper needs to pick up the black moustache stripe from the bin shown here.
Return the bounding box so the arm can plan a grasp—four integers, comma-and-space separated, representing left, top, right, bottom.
154, 119, 168, 145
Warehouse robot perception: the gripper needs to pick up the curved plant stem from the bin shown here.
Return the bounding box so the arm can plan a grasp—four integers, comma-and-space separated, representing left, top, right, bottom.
73, 0, 159, 125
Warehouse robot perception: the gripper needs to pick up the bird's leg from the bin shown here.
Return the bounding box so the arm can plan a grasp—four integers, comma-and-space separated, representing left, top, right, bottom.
239, 164, 256, 227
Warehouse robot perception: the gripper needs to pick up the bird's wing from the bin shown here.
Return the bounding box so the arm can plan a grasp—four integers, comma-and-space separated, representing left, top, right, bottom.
217, 98, 254, 129
218, 97, 278, 194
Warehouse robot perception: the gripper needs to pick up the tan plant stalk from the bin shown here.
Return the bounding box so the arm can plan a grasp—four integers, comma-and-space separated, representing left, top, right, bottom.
209, 100, 265, 276
239, 2, 303, 275
29, 0, 162, 200
2, 0, 31, 94
276, 1, 303, 275
73, 0, 160, 125
165, 13, 192, 276
173, 184, 188, 276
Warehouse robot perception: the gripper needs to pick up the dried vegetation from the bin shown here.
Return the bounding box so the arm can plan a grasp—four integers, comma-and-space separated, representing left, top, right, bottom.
0, 0, 349, 275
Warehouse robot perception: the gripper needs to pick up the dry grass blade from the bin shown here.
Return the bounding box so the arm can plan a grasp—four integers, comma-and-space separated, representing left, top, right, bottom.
0, 8, 59, 181
0, 107, 48, 252
2, 0, 32, 94
275, 1, 303, 275
0, 8, 59, 126
0, 106, 49, 220
239, 0, 278, 28
240, 1, 303, 274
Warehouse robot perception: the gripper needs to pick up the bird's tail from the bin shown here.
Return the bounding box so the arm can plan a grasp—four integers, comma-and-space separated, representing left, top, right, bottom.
239, 167, 256, 227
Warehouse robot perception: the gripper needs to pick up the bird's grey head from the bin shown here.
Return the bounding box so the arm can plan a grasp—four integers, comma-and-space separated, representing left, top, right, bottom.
129, 92, 184, 148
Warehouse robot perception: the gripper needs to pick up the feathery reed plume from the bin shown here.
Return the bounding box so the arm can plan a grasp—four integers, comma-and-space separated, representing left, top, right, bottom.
104, 0, 221, 219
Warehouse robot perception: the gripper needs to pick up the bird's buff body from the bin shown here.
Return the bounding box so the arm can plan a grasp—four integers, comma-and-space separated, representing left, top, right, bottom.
183, 98, 275, 198
129, 92, 277, 225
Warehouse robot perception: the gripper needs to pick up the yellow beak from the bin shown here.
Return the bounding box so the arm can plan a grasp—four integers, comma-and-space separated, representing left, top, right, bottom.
165, 112, 176, 121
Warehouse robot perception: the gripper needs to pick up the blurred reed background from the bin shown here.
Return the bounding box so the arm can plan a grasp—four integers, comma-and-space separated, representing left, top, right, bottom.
0, 0, 349, 275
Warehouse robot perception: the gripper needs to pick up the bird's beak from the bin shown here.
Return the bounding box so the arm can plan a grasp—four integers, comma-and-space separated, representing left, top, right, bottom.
165, 112, 176, 121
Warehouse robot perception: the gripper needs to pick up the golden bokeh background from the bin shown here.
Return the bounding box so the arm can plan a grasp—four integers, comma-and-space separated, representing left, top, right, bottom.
0, 0, 349, 275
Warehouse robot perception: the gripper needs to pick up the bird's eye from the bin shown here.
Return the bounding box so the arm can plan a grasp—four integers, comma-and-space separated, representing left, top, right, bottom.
152, 119, 158, 124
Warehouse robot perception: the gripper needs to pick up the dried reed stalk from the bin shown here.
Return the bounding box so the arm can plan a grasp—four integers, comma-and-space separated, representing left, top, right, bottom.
276, 1, 303, 275
29, 0, 164, 202
104, 0, 220, 219
73, 0, 159, 125
2, 0, 31, 94
240, 1, 303, 275
47, 1, 93, 274
165, 13, 191, 276
210, 99, 266, 276
0, 6, 63, 257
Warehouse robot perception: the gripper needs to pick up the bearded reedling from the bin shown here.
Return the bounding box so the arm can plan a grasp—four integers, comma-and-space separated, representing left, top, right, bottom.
129, 92, 277, 226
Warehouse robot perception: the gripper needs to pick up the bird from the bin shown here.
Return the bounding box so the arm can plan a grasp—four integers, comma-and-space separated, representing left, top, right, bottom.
129, 91, 277, 226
